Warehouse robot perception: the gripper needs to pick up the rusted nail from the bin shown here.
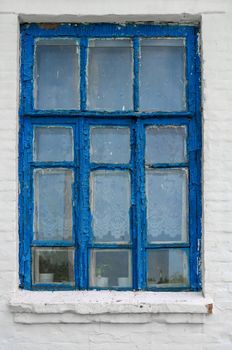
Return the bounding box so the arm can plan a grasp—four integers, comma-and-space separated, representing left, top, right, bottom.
207, 303, 213, 314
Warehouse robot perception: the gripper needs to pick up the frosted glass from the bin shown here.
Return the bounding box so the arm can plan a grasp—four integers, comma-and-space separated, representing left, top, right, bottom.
33, 247, 74, 284
146, 126, 187, 164
90, 126, 130, 163
34, 169, 73, 241
147, 249, 189, 288
89, 249, 132, 288
146, 169, 188, 242
87, 39, 133, 111
140, 38, 186, 111
90, 171, 130, 243
34, 126, 73, 162
35, 39, 79, 110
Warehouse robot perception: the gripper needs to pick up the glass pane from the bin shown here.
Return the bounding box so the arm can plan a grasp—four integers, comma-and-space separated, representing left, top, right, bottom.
89, 249, 132, 288
34, 169, 73, 241
33, 247, 74, 284
90, 171, 130, 243
146, 126, 187, 164
90, 126, 130, 164
87, 39, 133, 111
35, 39, 79, 110
34, 126, 73, 162
140, 38, 186, 111
147, 249, 189, 288
146, 169, 188, 243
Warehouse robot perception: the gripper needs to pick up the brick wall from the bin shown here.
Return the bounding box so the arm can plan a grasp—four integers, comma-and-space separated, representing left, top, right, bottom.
0, 0, 232, 349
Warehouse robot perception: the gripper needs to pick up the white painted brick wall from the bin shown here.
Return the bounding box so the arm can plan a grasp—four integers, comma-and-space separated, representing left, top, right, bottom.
0, 1, 232, 349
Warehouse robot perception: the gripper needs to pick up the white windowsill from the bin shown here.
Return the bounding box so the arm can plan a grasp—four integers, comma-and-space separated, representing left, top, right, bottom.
9, 290, 213, 324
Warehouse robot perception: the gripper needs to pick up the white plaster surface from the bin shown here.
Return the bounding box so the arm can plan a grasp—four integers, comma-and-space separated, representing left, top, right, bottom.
9, 290, 211, 317
0, 0, 232, 348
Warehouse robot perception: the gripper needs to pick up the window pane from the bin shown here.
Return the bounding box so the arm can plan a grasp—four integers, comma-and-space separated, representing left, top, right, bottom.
35, 39, 79, 110
90, 171, 130, 243
146, 169, 188, 243
34, 126, 73, 162
34, 169, 73, 241
147, 249, 189, 288
87, 39, 133, 111
140, 38, 186, 111
90, 126, 130, 163
33, 247, 74, 284
89, 249, 132, 288
146, 126, 187, 164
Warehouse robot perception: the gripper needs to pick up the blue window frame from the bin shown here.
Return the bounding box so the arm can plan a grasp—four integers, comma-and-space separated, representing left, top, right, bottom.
19, 23, 201, 291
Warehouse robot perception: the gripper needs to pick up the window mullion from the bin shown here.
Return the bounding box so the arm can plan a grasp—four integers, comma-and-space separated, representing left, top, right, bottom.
78, 118, 90, 289
135, 119, 146, 289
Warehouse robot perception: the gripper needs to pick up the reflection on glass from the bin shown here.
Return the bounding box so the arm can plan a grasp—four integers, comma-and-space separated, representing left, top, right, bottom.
33, 247, 74, 284
90, 171, 130, 243
146, 126, 187, 164
35, 39, 79, 110
34, 126, 73, 162
147, 249, 189, 288
89, 249, 132, 288
140, 38, 186, 111
34, 169, 73, 241
87, 39, 133, 111
146, 169, 188, 242
90, 126, 130, 164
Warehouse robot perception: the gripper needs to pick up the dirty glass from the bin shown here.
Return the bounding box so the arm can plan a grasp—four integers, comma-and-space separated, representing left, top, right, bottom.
34, 169, 73, 241
146, 126, 187, 164
146, 169, 188, 243
87, 39, 133, 111
33, 247, 74, 284
90, 171, 130, 243
89, 249, 132, 288
147, 249, 189, 288
90, 126, 130, 164
35, 39, 79, 110
34, 126, 73, 162
140, 38, 186, 111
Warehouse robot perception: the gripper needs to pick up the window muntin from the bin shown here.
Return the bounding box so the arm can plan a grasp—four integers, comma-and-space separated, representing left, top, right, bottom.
20, 24, 201, 291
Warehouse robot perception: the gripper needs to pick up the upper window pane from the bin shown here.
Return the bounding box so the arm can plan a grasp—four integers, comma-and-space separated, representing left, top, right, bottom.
146, 126, 187, 164
140, 38, 186, 111
35, 39, 79, 110
34, 126, 73, 162
90, 126, 130, 164
87, 39, 133, 111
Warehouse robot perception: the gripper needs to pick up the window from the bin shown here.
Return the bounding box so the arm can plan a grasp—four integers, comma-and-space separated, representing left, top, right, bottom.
19, 23, 201, 291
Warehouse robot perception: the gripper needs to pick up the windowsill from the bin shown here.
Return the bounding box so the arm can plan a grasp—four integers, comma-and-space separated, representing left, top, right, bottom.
9, 290, 213, 324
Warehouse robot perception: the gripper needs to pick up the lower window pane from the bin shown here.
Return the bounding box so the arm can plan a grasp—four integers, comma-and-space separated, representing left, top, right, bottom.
89, 249, 132, 288
147, 249, 189, 288
146, 168, 188, 243
33, 247, 74, 284
34, 169, 73, 241
90, 171, 130, 243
